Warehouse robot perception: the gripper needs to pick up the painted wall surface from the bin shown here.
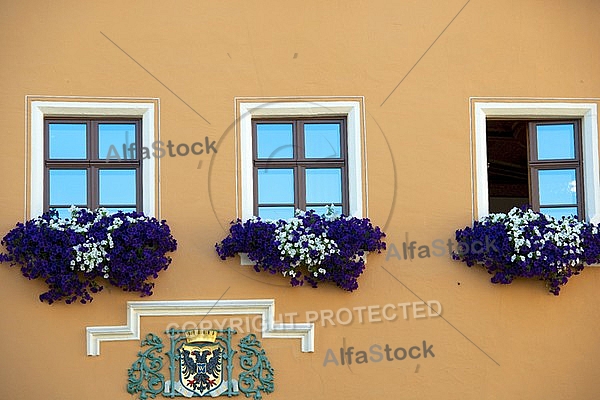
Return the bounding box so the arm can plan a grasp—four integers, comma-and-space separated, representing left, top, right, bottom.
1, 1, 600, 399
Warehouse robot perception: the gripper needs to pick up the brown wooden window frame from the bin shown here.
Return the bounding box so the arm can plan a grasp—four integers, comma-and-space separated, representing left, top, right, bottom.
251, 117, 349, 217
43, 117, 143, 213
528, 119, 584, 218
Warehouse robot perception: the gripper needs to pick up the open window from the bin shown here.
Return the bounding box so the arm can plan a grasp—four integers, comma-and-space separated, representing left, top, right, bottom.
487, 119, 583, 219
473, 102, 599, 223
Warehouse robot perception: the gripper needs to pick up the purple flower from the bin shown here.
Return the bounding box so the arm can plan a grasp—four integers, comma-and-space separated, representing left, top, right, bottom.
453, 206, 600, 295
215, 210, 386, 291
0, 208, 177, 304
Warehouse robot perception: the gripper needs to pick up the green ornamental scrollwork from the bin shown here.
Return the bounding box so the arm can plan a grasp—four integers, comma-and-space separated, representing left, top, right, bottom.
238, 334, 274, 400
126, 329, 276, 399
127, 333, 165, 400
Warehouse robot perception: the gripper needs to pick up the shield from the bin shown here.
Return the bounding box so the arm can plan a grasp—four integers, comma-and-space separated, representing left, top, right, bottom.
179, 342, 223, 396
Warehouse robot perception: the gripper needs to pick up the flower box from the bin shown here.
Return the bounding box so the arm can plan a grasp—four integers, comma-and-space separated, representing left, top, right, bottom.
452, 206, 600, 295
215, 209, 386, 291
0, 207, 177, 304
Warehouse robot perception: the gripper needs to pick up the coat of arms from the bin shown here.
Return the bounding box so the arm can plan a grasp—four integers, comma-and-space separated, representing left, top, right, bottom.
179, 330, 223, 396
127, 328, 274, 399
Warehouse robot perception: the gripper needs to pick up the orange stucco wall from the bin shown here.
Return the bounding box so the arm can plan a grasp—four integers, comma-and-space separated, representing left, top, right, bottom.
1, 1, 600, 399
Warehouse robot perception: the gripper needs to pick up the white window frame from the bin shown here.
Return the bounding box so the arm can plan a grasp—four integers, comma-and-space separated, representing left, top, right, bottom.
236, 99, 366, 221
28, 99, 158, 218
472, 101, 599, 223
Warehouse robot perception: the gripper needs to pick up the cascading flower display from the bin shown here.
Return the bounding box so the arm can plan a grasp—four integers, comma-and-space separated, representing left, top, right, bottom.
0, 207, 177, 304
215, 207, 386, 291
452, 206, 600, 295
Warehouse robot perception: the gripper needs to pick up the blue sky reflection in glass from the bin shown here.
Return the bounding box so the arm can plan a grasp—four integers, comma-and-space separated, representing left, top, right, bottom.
256, 124, 293, 159
540, 206, 578, 219
536, 124, 575, 160
49, 169, 87, 205
306, 168, 342, 205
99, 169, 136, 205
304, 123, 341, 158
99, 124, 136, 159
258, 168, 295, 219
48, 123, 87, 159
258, 168, 294, 203
538, 169, 577, 205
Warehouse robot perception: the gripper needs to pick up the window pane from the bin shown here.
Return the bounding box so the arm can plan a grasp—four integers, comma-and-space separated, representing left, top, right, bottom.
306, 168, 342, 204
49, 169, 87, 205
48, 123, 87, 159
304, 123, 341, 158
99, 124, 137, 159
51, 207, 77, 219
256, 124, 293, 159
540, 207, 578, 220
308, 205, 343, 216
257, 169, 294, 204
538, 169, 577, 206
103, 207, 137, 214
536, 124, 575, 160
258, 206, 295, 220
99, 169, 137, 205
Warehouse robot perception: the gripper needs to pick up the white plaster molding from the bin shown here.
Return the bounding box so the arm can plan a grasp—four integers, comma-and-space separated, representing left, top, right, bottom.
86, 299, 314, 356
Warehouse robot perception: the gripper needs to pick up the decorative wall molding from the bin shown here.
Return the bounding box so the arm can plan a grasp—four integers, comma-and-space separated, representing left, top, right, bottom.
86, 299, 314, 356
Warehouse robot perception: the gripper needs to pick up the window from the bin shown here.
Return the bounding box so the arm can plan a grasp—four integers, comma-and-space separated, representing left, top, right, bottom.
473, 102, 600, 223
252, 118, 348, 219
529, 121, 583, 219
487, 119, 583, 219
28, 98, 158, 218
237, 99, 365, 222
44, 118, 142, 218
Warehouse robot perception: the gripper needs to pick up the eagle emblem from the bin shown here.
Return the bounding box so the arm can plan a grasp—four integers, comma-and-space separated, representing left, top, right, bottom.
179, 342, 223, 396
